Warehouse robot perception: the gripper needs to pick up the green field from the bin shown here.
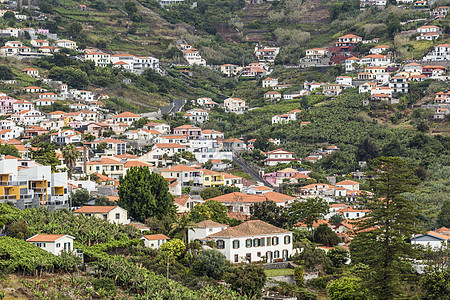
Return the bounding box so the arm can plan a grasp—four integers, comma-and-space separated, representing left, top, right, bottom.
265, 268, 294, 277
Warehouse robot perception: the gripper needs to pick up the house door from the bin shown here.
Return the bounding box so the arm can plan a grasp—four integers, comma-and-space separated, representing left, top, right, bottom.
282, 250, 288, 260
266, 251, 273, 263
246, 253, 251, 263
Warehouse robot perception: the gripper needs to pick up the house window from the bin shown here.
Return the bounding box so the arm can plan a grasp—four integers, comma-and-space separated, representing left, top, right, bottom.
205, 177, 209, 181
234, 254, 239, 263
217, 240, 225, 249
284, 235, 291, 245
253, 238, 260, 247
56, 243, 60, 248
233, 240, 240, 249
260, 238, 265, 246
257, 252, 261, 257
115, 213, 120, 219
246, 253, 251, 263
274, 250, 280, 258
272, 237, 279, 245
246, 239, 252, 248
267, 237, 272, 246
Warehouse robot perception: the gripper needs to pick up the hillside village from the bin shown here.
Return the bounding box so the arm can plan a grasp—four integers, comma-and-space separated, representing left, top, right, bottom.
0, 0, 449, 299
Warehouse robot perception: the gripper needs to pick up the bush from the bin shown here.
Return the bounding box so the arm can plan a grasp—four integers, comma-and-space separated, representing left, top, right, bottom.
327, 276, 367, 300
91, 277, 117, 294
193, 249, 228, 279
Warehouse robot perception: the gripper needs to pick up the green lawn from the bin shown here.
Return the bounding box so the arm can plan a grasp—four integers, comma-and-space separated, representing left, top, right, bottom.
264, 268, 294, 277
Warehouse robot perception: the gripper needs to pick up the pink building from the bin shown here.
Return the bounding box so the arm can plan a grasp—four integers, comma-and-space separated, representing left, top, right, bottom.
263, 168, 300, 185
0, 95, 18, 113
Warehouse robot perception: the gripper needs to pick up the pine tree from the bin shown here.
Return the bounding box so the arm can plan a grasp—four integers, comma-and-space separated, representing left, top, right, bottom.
350, 157, 419, 299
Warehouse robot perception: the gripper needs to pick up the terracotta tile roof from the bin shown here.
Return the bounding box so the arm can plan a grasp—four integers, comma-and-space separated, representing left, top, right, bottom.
174, 195, 190, 206
87, 158, 123, 165
113, 112, 141, 118
208, 220, 290, 238
210, 192, 293, 203
27, 234, 72, 242
196, 220, 227, 228
336, 180, 360, 185
74, 206, 118, 213
155, 143, 186, 149
124, 161, 152, 168
267, 148, 294, 155
160, 164, 198, 172
223, 138, 243, 143
264, 191, 296, 202
142, 234, 170, 241
290, 173, 310, 179
251, 186, 273, 191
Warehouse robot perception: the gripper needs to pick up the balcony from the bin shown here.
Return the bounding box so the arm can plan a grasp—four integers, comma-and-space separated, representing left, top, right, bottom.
0, 195, 16, 200
32, 187, 47, 193
0, 180, 28, 186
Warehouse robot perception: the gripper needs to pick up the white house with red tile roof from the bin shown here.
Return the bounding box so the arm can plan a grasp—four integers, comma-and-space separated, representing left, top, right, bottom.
112, 112, 142, 125
224, 98, 248, 114
11, 110, 45, 125
201, 129, 224, 139
435, 91, 450, 103
39, 92, 58, 99
335, 34, 363, 47
265, 149, 301, 166
56, 39, 77, 49
153, 143, 187, 156
159, 164, 202, 186
22, 67, 39, 78
345, 56, 361, 73
254, 45, 280, 63
204, 220, 293, 263
264, 90, 281, 100
143, 122, 170, 134
369, 45, 389, 55
50, 129, 82, 144
262, 78, 279, 88
85, 138, 127, 156
84, 52, 111, 67
423, 44, 450, 61
26, 234, 75, 255
12, 100, 34, 113
183, 108, 209, 124
74, 205, 128, 224
336, 180, 360, 191
30, 39, 49, 48
141, 234, 170, 249
22, 86, 47, 93
305, 48, 329, 60
337, 207, 371, 219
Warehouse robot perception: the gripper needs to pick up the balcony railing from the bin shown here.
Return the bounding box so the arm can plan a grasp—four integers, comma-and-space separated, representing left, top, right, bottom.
32, 187, 47, 193
0, 180, 28, 186
0, 195, 16, 200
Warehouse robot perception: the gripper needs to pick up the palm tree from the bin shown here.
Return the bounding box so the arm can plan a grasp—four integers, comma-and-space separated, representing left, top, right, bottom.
62, 144, 81, 179
162, 153, 169, 166
169, 214, 197, 244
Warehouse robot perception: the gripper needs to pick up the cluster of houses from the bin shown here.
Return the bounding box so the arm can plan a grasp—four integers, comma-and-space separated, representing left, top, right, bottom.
84, 49, 160, 75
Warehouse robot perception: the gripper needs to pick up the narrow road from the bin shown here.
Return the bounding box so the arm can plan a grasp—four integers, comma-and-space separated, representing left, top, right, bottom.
233, 155, 273, 187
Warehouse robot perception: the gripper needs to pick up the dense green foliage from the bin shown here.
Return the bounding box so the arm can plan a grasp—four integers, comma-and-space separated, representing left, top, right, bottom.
118, 167, 175, 222
0, 204, 140, 246
193, 249, 229, 279
0, 236, 62, 274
